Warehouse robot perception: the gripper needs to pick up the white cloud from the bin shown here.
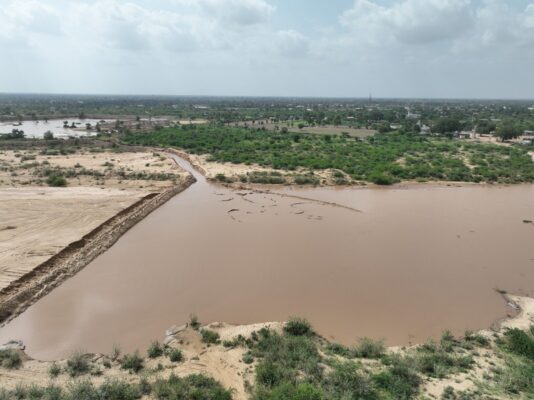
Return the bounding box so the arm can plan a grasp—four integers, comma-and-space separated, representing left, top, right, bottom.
275, 30, 310, 57
0, 0, 61, 46
340, 0, 473, 45
189, 0, 275, 26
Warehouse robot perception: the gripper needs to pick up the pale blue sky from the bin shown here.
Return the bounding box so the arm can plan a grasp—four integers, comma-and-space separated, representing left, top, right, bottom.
1, 0, 534, 98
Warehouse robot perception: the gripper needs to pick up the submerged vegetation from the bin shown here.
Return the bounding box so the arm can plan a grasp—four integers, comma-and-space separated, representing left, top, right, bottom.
123, 125, 534, 185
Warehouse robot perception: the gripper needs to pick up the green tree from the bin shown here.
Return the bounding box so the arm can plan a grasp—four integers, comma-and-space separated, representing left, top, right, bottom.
433, 117, 462, 134
495, 120, 522, 141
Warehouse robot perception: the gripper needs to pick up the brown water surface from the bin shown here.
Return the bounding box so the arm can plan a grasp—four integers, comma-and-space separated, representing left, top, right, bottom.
1, 155, 534, 360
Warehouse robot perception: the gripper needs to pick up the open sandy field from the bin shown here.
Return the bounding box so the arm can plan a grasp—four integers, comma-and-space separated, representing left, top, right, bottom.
0, 149, 184, 190
0, 187, 147, 291
237, 120, 376, 137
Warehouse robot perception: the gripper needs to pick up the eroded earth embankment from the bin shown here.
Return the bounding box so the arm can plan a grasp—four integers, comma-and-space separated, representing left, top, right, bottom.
0, 174, 196, 325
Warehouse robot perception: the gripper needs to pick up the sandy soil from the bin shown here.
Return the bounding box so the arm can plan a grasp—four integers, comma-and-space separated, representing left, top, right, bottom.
175, 151, 353, 186
0, 321, 283, 399
0, 149, 184, 190
0, 187, 145, 291
237, 120, 376, 138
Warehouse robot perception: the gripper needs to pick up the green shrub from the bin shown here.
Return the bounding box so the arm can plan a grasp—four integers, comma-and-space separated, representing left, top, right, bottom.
189, 314, 200, 330
168, 348, 183, 363
98, 378, 141, 400
368, 171, 396, 185
46, 175, 67, 187
352, 337, 385, 359
375, 355, 421, 399
501, 328, 534, 360
120, 351, 144, 373
200, 329, 220, 345
283, 318, 312, 336
49, 362, 61, 378
0, 349, 22, 369
66, 351, 90, 377
324, 361, 378, 400
152, 373, 232, 400
256, 361, 286, 388
147, 341, 164, 358
464, 330, 490, 347
66, 379, 98, 400
260, 382, 323, 400
326, 343, 351, 357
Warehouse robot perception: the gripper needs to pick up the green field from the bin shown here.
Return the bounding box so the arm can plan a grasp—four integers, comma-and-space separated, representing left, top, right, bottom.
123, 125, 534, 185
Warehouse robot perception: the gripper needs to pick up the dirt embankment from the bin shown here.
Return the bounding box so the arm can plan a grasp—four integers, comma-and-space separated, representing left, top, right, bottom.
0, 174, 196, 325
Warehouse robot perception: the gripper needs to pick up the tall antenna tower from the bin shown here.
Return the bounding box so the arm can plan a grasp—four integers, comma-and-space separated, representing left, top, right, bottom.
369, 93, 372, 104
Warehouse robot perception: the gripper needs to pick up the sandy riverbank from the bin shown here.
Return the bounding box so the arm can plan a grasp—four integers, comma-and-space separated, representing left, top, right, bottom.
0, 294, 532, 399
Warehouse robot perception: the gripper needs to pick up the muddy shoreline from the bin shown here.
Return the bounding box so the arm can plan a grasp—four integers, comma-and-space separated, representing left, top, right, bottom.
0, 175, 196, 325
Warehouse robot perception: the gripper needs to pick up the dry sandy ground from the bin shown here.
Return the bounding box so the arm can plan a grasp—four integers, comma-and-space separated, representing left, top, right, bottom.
237, 120, 376, 138
0, 322, 283, 399
0, 149, 184, 190
0, 150, 186, 292
0, 187, 145, 291
179, 151, 352, 186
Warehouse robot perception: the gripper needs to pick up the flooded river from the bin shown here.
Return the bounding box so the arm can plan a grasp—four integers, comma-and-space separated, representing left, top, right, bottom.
1, 154, 534, 360
0, 119, 107, 139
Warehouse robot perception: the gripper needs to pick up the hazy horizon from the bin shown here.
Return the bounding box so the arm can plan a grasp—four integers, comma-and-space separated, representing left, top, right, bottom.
2, 0, 534, 99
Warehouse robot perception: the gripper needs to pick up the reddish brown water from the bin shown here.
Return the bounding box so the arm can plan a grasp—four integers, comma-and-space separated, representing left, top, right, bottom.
1, 155, 534, 360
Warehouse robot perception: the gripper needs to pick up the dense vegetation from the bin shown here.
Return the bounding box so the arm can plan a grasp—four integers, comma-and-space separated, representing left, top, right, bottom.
123, 125, 534, 185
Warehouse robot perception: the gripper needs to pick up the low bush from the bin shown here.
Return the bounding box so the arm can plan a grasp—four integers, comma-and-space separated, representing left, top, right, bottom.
168, 348, 183, 363
200, 329, 220, 345
283, 318, 312, 337
0, 349, 22, 369
48, 362, 61, 378
501, 328, 534, 360
352, 337, 385, 359
375, 355, 421, 399
46, 174, 67, 187
324, 361, 378, 400
152, 373, 233, 400
99, 378, 141, 400
189, 314, 200, 330
120, 351, 144, 373
66, 351, 90, 377
147, 341, 164, 358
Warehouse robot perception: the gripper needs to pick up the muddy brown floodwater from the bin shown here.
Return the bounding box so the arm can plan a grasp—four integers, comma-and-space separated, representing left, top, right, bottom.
1, 154, 534, 360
